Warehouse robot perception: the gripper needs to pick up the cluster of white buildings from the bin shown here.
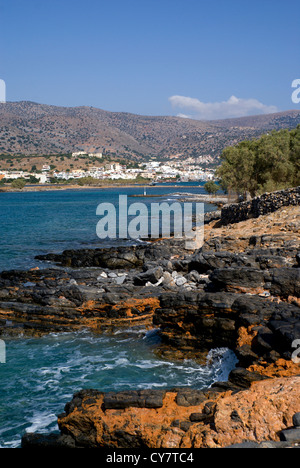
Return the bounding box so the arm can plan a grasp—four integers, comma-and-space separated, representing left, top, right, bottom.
53, 163, 135, 181
53, 160, 215, 182
1, 159, 215, 185
139, 161, 215, 182
0, 170, 49, 183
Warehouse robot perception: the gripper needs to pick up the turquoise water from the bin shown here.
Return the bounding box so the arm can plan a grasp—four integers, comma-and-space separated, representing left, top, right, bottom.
0, 184, 237, 448
0, 330, 237, 448
0, 183, 217, 272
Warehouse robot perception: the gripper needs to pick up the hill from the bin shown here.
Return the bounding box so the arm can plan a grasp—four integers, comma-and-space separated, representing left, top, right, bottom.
0, 101, 300, 163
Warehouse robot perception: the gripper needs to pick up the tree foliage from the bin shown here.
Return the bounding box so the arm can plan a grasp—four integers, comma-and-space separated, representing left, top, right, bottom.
216, 125, 300, 198
204, 181, 219, 196
11, 178, 26, 189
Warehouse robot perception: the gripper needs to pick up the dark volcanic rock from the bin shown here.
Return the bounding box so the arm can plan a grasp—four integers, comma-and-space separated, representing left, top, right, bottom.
175, 389, 208, 407
209, 267, 266, 292
133, 266, 163, 285
103, 390, 166, 410
269, 268, 300, 298
22, 433, 76, 448
228, 368, 269, 389
35, 239, 185, 269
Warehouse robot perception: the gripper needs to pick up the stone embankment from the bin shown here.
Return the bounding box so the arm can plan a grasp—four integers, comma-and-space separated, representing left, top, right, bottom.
221, 186, 300, 225
0, 192, 299, 448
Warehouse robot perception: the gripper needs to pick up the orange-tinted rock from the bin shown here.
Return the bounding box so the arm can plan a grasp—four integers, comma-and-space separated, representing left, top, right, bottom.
56, 376, 300, 448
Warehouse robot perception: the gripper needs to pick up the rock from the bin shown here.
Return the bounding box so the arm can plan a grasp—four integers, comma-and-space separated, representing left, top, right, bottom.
6, 200, 300, 449
235, 345, 259, 367
221, 186, 300, 225
189, 412, 207, 423
35, 239, 186, 270
162, 271, 176, 288
133, 266, 163, 286
280, 428, 300, 442
21, 433, 76, 448
226, 441, 261, 448
115, 275, 126, 285
228, 368, 269, 389
269, 268, 300, 298
293, 413, 300, 427
69, 279, 78, 285
49, 376, 300, 448
176, 389, 207, 407
209, 267, 266, 293
175, 276, 187, 287
101, 390, 167, 410
108, 272, 117, 278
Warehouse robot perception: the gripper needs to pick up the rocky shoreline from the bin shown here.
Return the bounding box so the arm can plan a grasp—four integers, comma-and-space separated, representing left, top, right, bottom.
0, 195, 299, 448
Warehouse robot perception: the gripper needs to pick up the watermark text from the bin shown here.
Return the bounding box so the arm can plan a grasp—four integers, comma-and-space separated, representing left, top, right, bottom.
292, 339, 300, 364
292, 79, 300, 104
0, 339, 6, 364
0, 79, 6, 103
96, 195, 204, 249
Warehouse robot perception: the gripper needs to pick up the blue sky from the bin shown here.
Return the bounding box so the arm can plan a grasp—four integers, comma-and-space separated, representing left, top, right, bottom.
0, 0, 299, 119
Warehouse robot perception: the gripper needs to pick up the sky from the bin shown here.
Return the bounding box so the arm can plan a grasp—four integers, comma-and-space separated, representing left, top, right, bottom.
0, 0, 300, 119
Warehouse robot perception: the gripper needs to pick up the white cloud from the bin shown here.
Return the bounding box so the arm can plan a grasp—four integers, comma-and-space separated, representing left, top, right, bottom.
169, 95, 278, 120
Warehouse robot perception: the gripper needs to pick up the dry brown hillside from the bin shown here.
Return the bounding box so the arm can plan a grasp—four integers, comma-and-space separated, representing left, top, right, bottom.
0, 101, 300, 161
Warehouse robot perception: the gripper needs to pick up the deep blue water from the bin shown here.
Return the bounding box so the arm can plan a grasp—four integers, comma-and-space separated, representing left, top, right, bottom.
0, 184, 237, 448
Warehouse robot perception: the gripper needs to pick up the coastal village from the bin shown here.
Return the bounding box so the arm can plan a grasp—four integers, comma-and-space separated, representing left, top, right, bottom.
0, 151, 216, 185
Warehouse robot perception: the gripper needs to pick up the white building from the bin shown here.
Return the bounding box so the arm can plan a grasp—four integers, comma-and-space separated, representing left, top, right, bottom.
72, 152, 103, 158
89, 152, 103, 158
72, 151, 88, 157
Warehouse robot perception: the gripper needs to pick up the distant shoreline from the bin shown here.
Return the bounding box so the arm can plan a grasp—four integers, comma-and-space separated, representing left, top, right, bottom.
0, 182, 207, 193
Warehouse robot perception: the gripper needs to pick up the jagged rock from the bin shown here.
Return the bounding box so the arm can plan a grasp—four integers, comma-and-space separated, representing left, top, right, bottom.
209, 267, 266, 292
25, 377, 299, 449
228, 368, 269, 389
133, 266, 163, 286
269, 268, 300, 298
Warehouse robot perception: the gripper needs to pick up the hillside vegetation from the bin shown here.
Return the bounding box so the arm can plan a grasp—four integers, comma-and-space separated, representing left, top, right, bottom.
216, 125, 300, 198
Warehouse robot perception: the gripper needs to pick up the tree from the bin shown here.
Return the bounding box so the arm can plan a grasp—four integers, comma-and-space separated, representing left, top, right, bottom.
11, 178, 26, 190
216, 126, 300, 198
204, 181, 219, 196
28, 175, 39, 184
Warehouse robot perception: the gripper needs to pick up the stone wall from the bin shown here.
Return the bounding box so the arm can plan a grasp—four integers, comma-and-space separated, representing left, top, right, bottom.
221, 186, 300, 225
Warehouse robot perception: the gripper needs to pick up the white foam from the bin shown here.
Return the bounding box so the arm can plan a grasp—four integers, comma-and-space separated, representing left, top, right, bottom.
25, 411, 57, 434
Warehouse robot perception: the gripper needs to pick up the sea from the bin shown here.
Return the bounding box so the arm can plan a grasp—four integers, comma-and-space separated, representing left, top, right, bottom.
0, 183, 237, 448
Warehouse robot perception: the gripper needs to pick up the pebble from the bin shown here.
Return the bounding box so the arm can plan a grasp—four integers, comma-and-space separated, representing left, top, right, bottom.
98, 272, 107, 279
175, 276, 187, 286
23, 282, 36, 287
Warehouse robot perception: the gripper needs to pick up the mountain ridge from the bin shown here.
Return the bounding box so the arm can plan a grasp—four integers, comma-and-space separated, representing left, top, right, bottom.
0, 101, 300, 162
